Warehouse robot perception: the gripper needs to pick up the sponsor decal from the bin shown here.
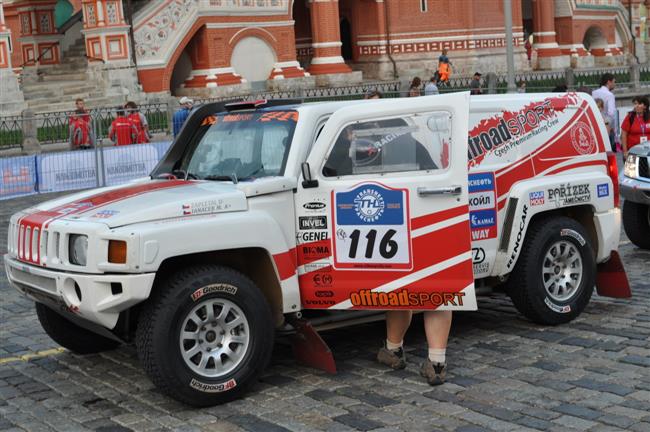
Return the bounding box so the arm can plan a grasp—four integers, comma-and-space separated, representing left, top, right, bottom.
544, 297, 571, 314
299, 216, 327, 230
315, 290, 334, 298
91, 209, 119, 219
301, 244, 331, 260
467, 95, 578, 165
547, 183, 590, 207
506, 204, 528, 269
560, 228, 586, 247
303, 201, 326, 211
597, 183, 609, 198
304, 299, 335, 306
349, 289, 465, 307
471, 247, 485, 264
182, 199, 231, 216
189, 378, 237, 393
529, 191, 545, 206
191, 284, 238, 301
333, 183, 411, 270
302, 262, 331, 273
470, 209, 496, 229
312, 273, 333, 287
468, 173, 498, 240
58, 201, 93, 214
473, 261, 490, 275
570, 121, 596, 155
296, 231, 328, 243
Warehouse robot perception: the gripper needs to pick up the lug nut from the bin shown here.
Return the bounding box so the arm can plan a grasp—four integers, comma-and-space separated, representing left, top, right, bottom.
217, 343, 222, 348
201, 326, 206, 331
220, 330, 225, 335
206, 347, 211, 352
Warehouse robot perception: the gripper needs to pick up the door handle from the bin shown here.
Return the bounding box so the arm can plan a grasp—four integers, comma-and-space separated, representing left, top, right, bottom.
417, 186, 462, 196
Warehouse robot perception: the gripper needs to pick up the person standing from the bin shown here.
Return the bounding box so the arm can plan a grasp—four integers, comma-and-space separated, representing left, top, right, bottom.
377, 310, 451, 386
424, 76, 440, 96
621, 96, 650, 157
109, 108, 137, 146
125, 101, 150, 143
469, 72, 482, 95
437, 49, 452, 85
408, 77, 422, 97
69, 98, 94, 150
595, 98, 615, 152
173, 96, 194, 137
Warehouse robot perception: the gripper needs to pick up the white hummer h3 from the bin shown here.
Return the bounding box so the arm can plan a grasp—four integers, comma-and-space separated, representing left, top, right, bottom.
5, 92, 630, 406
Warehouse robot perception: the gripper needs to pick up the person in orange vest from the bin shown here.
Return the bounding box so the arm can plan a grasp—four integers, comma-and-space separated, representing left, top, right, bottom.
69, 98, 95, 150
124, 101, 151, 143
108, 108, 138, 146
437, 49, 452, 86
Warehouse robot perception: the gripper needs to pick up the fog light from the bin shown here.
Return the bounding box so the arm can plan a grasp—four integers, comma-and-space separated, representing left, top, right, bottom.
108, 240, 127, 264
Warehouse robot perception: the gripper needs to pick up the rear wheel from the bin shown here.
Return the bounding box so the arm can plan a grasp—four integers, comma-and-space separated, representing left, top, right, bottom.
507, 217, 595, 325
36, 302, 120, 354
623, 200, 650, 250
136, 265, 274, 407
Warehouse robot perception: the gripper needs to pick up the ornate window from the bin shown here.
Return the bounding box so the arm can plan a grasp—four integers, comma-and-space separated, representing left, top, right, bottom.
20, 14, 30, 35
86, 4, 96, 26
39, 13, 52, 33
106, 2, 118, 24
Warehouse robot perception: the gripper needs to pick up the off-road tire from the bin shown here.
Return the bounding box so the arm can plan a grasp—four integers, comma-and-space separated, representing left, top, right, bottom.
507, 217, 595, 325
136, 265, 274, 407
623, 200, 650, 250
35, 302, 120, 354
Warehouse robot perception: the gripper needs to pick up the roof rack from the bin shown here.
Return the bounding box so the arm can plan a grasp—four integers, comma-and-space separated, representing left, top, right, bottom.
224, 98, 304, 111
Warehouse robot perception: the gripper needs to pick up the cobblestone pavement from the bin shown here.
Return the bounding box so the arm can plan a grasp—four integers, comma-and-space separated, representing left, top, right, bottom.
1, 193, 649, 432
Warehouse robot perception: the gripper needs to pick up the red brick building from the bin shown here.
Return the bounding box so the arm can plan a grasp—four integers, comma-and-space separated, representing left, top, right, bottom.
0, 0, 649, 99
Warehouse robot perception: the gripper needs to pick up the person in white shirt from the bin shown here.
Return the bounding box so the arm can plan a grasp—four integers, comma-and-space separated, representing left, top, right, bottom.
591, 73, 616, 121
424, 76, 439, 96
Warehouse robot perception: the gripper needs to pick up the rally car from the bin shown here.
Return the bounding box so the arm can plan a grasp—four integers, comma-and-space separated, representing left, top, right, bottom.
621, 144, 650, 249
5, 92, 630, 406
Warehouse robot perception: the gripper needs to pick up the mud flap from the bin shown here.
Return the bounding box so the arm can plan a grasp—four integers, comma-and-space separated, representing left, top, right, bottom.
595, 251, 632, 298
290, 319, 337, 374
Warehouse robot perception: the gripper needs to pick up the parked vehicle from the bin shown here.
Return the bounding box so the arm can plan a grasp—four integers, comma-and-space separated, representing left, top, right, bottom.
5, 92, 630, 406
621, 144, 650, 249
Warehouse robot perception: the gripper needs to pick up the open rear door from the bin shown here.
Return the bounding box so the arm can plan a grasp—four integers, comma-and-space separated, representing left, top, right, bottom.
295, 92, 475, 311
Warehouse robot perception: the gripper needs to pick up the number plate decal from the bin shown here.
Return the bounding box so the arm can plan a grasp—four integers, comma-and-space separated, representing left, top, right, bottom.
332, 183, 412, 270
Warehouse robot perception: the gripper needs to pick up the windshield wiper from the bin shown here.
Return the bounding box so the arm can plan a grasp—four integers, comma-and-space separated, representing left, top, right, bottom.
203, 173, 239, 183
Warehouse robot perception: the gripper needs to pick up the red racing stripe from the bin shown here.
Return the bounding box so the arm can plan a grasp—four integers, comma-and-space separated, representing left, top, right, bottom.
410, 204, 469, 231
273, 248, 297, 281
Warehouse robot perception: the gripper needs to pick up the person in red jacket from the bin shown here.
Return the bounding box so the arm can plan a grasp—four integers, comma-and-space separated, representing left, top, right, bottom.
621, 95, 650, 157
69, 98, 95, 150
125, 101, 150, 143
108, 108, 137, 146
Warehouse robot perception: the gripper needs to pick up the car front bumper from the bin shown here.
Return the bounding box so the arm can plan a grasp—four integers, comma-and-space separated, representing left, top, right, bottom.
620, 176, 650, 205
4, 254, 156, 329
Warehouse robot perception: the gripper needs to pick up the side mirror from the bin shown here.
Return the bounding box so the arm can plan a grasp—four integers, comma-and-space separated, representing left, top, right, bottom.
301, 162, 318, 188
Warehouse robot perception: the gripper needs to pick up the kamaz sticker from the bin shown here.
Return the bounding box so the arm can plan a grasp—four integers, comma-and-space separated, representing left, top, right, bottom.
597, 183, 609, 198
333, 183, 412, 270
529, 191, 545, 206
544, 297, 571, 314
470, 209, 496, 229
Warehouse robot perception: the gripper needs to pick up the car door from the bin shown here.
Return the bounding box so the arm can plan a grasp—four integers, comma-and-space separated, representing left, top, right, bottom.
294, 93, 476, 311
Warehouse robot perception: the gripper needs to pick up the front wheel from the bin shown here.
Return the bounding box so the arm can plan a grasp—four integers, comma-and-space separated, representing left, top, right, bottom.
507, 217, 595, 325
136, 265, 274, 407
622, 200, 650, 250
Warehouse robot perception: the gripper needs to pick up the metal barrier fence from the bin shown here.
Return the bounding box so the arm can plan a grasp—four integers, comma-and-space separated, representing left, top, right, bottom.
0, 141, 172, 200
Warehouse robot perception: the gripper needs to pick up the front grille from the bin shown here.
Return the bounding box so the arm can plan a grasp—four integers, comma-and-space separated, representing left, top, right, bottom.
639, 156, 649, 179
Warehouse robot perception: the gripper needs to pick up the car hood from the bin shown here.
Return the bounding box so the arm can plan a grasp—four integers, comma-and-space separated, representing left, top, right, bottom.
18, 179, 248, 228
630, 143, 650, 157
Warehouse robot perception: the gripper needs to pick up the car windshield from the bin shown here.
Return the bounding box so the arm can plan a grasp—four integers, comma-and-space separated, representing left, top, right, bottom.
180, 110, 298, 180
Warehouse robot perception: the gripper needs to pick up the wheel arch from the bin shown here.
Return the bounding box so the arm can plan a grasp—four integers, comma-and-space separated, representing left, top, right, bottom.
152, 248, 285, 327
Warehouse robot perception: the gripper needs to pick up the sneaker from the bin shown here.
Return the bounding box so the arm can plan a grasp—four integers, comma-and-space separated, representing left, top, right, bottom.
420, 360, 446, 386
377, 344, 406, 370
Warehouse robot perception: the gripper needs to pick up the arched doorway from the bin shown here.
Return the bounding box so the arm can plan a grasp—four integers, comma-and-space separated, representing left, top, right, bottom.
231, 37, 277, 88
583, 26, 608, 53
340, 17, 352, 61
170, 50, 192, 95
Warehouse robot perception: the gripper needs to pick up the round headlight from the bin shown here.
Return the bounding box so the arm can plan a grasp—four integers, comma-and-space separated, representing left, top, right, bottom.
69, 235, 88, 266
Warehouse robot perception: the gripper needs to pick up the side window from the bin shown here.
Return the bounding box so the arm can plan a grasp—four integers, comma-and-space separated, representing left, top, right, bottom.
322, 112, 451, 177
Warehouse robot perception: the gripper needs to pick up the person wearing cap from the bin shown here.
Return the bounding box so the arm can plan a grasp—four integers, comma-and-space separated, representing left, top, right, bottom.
173, 96, 194, 137
470, 72, 482, 95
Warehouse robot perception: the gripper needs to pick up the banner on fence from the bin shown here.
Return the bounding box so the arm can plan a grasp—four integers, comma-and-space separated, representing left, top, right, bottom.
103, 144, 160, 186
0, 155, 37, 200
38, 150, 98, 193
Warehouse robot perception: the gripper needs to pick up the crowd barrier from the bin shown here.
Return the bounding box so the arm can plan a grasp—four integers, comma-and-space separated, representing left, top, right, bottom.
0, 141, 172, 201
